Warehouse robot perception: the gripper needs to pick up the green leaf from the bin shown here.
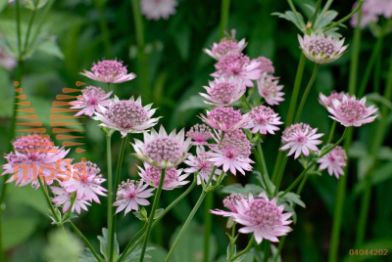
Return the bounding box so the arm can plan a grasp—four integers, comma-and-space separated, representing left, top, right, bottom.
177, 95, 208, 112
7, 184, 48, 215
36, 37, 64, 59
43, 228, 83, 262
221, 183, 264, 195
22, 0, 49, 10
279, 192, 306, 208
98, 228, 120, 261
2, 217, 38, 249
272, 11, 306, 32
314, 10, 338, 31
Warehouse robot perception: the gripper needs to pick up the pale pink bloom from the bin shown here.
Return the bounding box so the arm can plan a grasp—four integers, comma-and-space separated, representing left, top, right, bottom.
94, 97, 159, 137
257, 73, 284, 106
114, 180, 154, 214
201, 107, 247, 132
212, 53, 262, 87
2, 135, 69, 187
81, 59, 136, 84
51, 186, 91, 214
133, 126, 191, 168
254, 56, 275, 74
69, 86, 112, 117
298, 34, 347, 64
0, 47, 16, 70
211, 193, 246, 217
318, 146, 347, 178
61, 161, 106, 204
141, 0, 177, 20
351, 0, 392, 28
186, 124, 212, 146
245, 105, 282, 135
281, 123, 323, 159
204, 38, 247, 60
184, 147, 221, 185
200, 77, 246, 106
325, 95, 378, 127
209, 129, 253, 175
319, 91, 346, 108
138, 163, 189, 190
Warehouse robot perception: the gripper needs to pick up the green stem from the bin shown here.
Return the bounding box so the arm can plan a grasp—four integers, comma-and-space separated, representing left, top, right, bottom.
255, 142, 271, 196
114, 137, 128, 196
327, 121, 336, 144
232, 237, 254, 261
106, 134, 114, 262
23, 2, 38, 56
16, 0, 22, 57
219, 0, 231, 38
139, 169, 167, 262
95, 0, 112, 56
69, 222, 103, 262
326, 0, 364, 30
118, 225, 147, 262
203, 192, 213, 262
38, 178, 59, 222
262, 241, 270, 262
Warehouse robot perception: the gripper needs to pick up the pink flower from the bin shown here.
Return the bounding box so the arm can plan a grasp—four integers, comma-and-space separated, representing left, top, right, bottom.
0, 47, 16, 70
209, 130, 253, 175
318, 146, 347, 178
257, 73, 284, 106
51, 186, 91, 214
114, 180, 154, 214
245, 105, 282, 135
254, 56, 275, 74
69, 86, 112, 117
351, 0, 392, 28
325, 94, 378, 127
201, 107, 247, 132
319, 91, 346, 108
204, 38, 247, 60
200, 77, 246, 106
94, 97, 159, 137
281, 123, 323, 159
211, 193, 246, 217
141, 0, 177, 20
212, 53, 262, 87
138, 163, 189, 190
184, 147, 221, 185
186, 124, 212, 146
133, 126, 191, 168
81, 59, 136, 84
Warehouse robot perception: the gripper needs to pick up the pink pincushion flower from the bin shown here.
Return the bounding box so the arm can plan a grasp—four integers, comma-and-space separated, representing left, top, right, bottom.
204, 38, 247, 59
184, 147, 221, 185
257, 73, 284, 106
82, 59, 136, 84
281, 123, 323, 159
51, 186, 91, 214
114, 180, 154, 214
318, 146, 347, 178
94, 96, 159, 137
133, 126, 191, 168
255, 56, 275, 74
141, 0, 177, 20
138, 163, 189, 190
245, 105, 282, 135
186, 124, 212, 146
200, 77, 246, 106
211, 193, 246, 217
201, 107, 247, 132
209, 129, 253, 175
324, 94, 378, 127
69, 86, 111, 117
319, 91, 346, 108
212, 53, 262, 87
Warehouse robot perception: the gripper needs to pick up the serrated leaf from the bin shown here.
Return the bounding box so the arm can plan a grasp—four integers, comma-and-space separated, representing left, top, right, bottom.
98, 228, 120, 261
280, 192, 306, 208
43, 228, 83, 262
314, 10, 338, 30
272, 11, 306, 32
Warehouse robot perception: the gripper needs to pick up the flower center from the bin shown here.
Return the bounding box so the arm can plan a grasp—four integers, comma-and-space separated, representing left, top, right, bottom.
107, 101, 148, 129
145, 137, 182, 164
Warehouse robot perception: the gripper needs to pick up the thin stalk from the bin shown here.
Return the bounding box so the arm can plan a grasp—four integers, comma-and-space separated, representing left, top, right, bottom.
255, 142, 272, 196
69, 222, 103, 262
219, 0, 231, 38
326, 0, 364, 30
327, 121, 336, 144
139, 169, 167, 262
118, 225, 147, 262
232, 237, 254, 261
106, 134, 114, 262
95, 0, 112, 56
227, 224, 237, 261
38, 178, 59, 222
262, 241, 270, 262
23, 1, 38, 56
203, 192, 213, 262
16, 0, 22, 56
321, 0, 334, 14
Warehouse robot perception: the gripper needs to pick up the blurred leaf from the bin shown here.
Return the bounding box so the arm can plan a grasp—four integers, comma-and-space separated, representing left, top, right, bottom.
279, 192, 306, 208
43, 228, 83, 262
177, 95, 208, 112
2, 217, 38, 249
36, 37, 64, 59
221, 183, 264, 195
98, 228, 120, 261
22, 0, 48, 10
173, 25, 190, 60
314, 10, 338, 31
354, 162, 392, 195
272, 11, 306, 32
7, 184, 47, 215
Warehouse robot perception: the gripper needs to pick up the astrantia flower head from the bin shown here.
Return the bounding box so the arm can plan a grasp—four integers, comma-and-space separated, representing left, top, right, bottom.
211, 193, 246, 217
201, 107, 247, 132
200, 77, 246, 106
51, 186, 90, 214
133, 126, 191, 168
255, 56, 275, 74
209, 129, 253, 175
257, 73, 284, 106
141, 0, 177, 20
325, 94, 378, 127
184, 147, 221, 185
319, 91, 346, 108
94, 96, 159, 137
69, 86, 112, 117
281, 123, 323, 159
114, 180, 154, 215
138, 163, 189, 190
82, 59, 136, 84
298, 33, 347, 64
318, 146, 347, 178
204, 38, 247, 59
245, 105, 282, 135
186, 124, 212, 146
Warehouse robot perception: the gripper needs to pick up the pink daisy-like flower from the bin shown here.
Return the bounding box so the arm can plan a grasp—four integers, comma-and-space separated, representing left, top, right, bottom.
114, 180, 154, 215
255, 56, 275, 74
281, 123, 323, 159
204, 38, 247, 60
319, 91, 346, 108
209, 129, 253, 175
141, 0, 177, 20
69, 86, 112, 117
213, 53, 262, 87
51, 186, 91, 214
211, 193, 246, 217
201, 107, 247, 132
317, 146, 347, 178
257, 73, 284, 106
186, 124, 212, 146
138, 163, 189, 190
325, 94, 378, 127
200, 77, 246, 106
2, 135, 69, 187
133, 126, 191, 168
184, 147, 221, 185
245, 105, 282, 135
298, 34, 347, 64
94, 97, 159, 137
81, 59, 136, 84
61, 161, 106, 204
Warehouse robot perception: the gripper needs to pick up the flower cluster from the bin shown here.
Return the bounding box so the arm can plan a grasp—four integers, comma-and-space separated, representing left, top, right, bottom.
351, 0, 392, 28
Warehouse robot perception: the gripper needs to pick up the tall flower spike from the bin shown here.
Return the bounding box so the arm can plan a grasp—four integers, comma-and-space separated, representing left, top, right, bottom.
94, 97, 159, 137
245, 105, 282, 135
69, 86, 112, 117
204, 38, 247, 60
133, 126, 191, 168
257, 73, 284, 106
317, 146, 347, 178
298, 33, 347, 64
114, 180, 154, 215
141, 0, 177, 20
281, 123, 323, 159
138, 163, 189, 190
201, 107, 247, 132
200, 77, 246, 106
81, 59, 136, 84
184, 147, 221, 185
186, 124, 212, 146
